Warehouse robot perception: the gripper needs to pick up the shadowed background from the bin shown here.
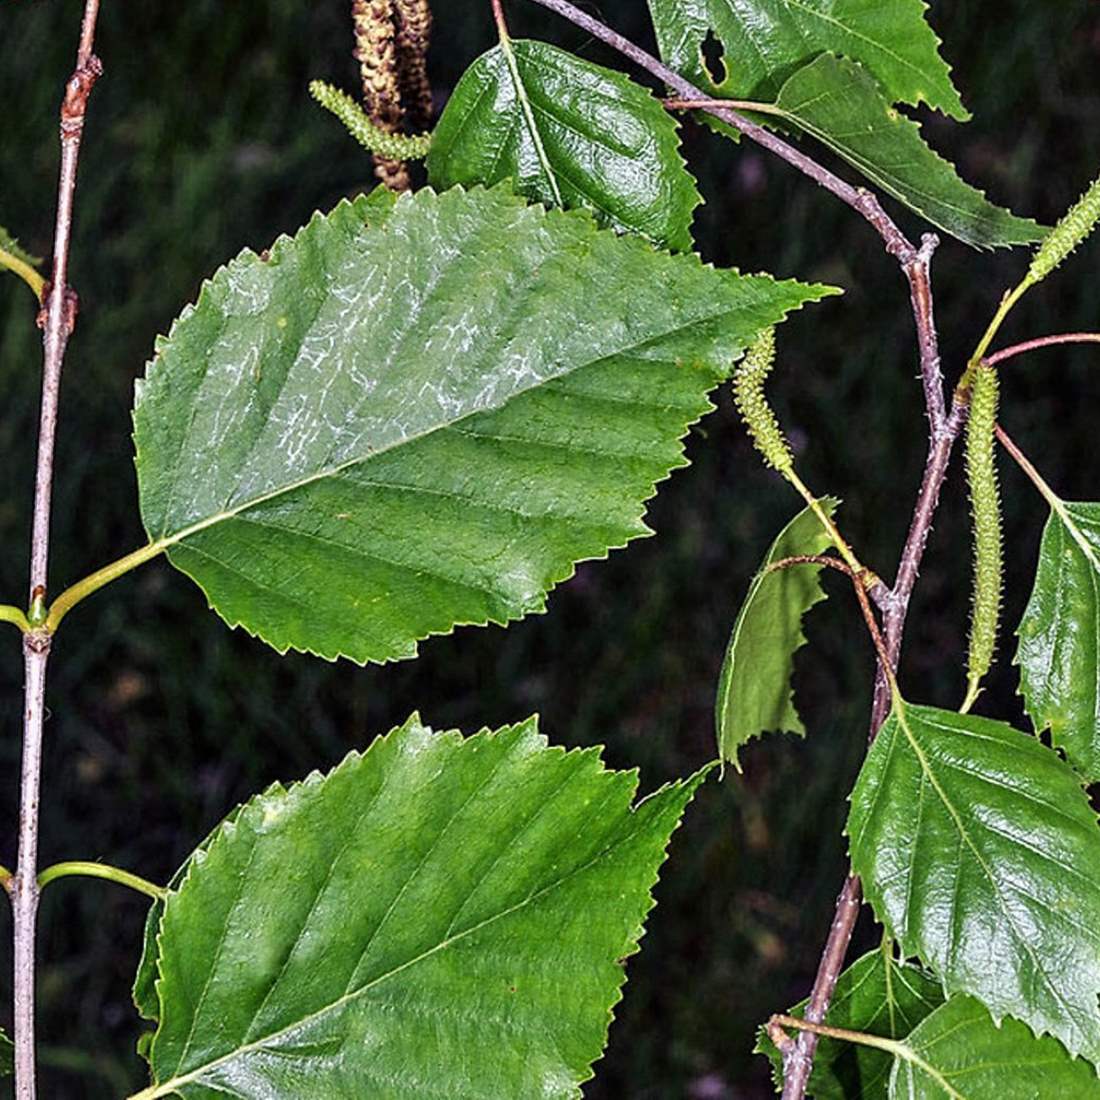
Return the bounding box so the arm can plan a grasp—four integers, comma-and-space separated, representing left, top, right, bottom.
0, 1, 1098, 1095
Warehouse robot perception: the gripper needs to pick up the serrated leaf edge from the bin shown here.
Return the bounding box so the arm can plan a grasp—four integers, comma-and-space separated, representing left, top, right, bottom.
134, 184, 839, 664
144, 715, 708, 1096
846, 700, 1100, 1067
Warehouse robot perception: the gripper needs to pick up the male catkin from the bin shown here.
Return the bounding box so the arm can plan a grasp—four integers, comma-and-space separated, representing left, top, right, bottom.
1028, 172, 1100, 284
965, 364, 1002, 705
732, 327, 794, 474
352, 0, 411, 190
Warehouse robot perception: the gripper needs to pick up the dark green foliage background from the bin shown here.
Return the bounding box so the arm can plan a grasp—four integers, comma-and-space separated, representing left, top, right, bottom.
0, 2, 1097, 1095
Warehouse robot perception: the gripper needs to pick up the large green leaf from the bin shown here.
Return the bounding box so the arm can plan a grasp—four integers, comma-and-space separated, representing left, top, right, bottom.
133, 185, 836, 664
773, 56, 1043, 249
847, 701, 1100, 1063
646, 0, 967, 119
757, 947, 944, 1099
135, 715, 706, 1099
427, 40, 701, 251
1017, 501, 1100, 783
0, 1028, 11, 1076
887, 995, 1100, 1099
715, 499, 838, 767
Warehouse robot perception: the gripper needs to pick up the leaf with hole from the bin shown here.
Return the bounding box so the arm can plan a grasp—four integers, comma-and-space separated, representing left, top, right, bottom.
715, 499, 839, 768
773, 55, 1043, 249
646, 0, 968, 118
134, 714, 706, 1098
427, 40, 702, 250
756, 947, 943, 1099
847, 701, 1100, 1063
887, 995, 1100, 1099
132, 185, 837, 664
1017, 501, 1100, 783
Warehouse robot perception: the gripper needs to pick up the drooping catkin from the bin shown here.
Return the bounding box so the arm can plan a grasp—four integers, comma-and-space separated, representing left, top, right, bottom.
352, 0, 410, 191
1028, 171, 1100, 284
965, 364, 1003, 705
393, 0, 434, 131
310, 81, 432, 161
732, 327, 794, 474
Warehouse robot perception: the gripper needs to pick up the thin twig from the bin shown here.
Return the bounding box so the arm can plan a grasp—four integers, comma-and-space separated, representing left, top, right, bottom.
994, 423, 1062, 509
984, 332, 1100, 368
519, 4, 952, 1093
13, 4, 102, 1097
767, 556, 893, 680
522, 0, 917, 259
770, 1013, 901, 1055
781, 225, 963, 1100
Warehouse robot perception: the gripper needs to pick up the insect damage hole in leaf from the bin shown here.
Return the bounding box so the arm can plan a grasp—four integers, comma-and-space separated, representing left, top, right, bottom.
715, 499, 840, 768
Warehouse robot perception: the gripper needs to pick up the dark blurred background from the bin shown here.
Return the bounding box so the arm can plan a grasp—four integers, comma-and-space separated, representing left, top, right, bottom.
0, 2, 1097, 1096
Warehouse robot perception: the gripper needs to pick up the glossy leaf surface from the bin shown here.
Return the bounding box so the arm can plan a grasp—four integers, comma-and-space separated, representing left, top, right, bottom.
758, 948, 943, 1099
138, 716, 705, 1098
133, 802, 253, 1030
848, 702, 1100, 1063
1017, 502, 1100, 783
888, 995, 1100, 1099
427, 40, 701, 250
646, 0, 967, 118
774, 56, 1043, 249
133, 186, 836, 664
715, 499, 838, 767
0, 1029, 10, 1076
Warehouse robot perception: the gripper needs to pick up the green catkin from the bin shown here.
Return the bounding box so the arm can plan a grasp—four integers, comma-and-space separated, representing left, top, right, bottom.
309, 80, 432, 162
964, 364, 1003, 710
732, 327, 794, 474
1028, 171, 1100, 284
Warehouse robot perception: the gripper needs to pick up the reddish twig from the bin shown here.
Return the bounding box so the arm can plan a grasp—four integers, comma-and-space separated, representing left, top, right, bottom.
521, 0, 918, 261
984, 332, 1100, 368
767, 556, 893, 680
13, 4, 102, 1097
994, 423, 1055, 503
781, 236, 964, 1100
516, 3, 959, 1094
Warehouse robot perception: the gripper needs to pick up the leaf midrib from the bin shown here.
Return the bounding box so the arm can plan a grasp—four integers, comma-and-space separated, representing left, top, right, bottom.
888, 704, 1080, 1033
144, 298, 746, 558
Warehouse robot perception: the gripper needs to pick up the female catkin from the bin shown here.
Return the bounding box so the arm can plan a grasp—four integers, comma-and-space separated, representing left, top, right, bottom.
965, 364, 1002, 707
732, 327, 793, 474
310, 81, 432, 162
1028, 171, 1100, 284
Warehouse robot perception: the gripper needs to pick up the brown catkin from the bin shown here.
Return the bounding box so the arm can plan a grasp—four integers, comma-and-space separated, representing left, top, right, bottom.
393, 0, 434, 132
352, 0, 410, 191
